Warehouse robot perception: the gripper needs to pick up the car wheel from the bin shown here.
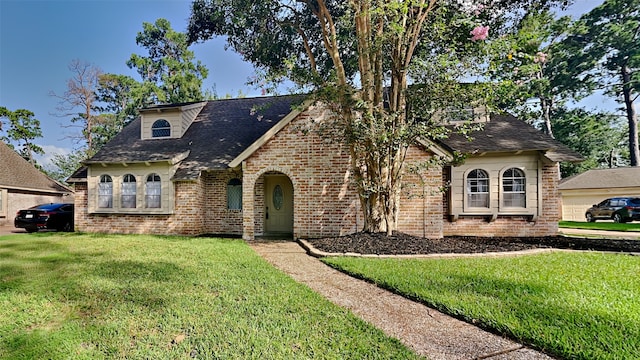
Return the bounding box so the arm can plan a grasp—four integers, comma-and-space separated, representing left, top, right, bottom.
613, 213, 626, 223
585, 213, 595, 223
60, 222, 73, 232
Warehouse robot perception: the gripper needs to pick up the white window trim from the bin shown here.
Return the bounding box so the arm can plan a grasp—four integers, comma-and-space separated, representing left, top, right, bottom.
463, 168, 492, 213
90, 172, 173, 215
0, 188, 7, 217
499, 166, 531, 214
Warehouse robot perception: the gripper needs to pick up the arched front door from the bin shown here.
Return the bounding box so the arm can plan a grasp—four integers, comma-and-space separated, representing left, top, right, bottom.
264, 175, 293, 235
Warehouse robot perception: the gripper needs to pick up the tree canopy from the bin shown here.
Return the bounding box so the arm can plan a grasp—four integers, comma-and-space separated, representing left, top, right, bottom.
188, 0, 571, 234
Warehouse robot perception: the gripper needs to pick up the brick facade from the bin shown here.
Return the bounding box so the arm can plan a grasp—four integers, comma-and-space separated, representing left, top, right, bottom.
74, 104, 562, 239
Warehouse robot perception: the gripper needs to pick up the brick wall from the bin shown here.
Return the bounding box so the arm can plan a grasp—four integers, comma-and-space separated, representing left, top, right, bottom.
75, 179, 207, 235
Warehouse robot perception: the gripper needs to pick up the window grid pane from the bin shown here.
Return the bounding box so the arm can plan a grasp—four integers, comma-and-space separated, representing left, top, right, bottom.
466, 169, 489, 208
146, 174, 161, 209
502, 168, 526, 208
152, 120, 171, 138
98, 175, 113, 208
228, 185, 242, 210
122, 175, 136, 209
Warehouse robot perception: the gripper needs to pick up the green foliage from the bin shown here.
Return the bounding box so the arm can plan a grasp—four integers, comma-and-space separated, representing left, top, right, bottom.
324, 252, 640, 359
127, 18, 208, 105
44, 149, 90, 184
188, 0, 569, 233
0, 106, 44, 166
552, 107, 628, 176
0, 234, 419, 359
562, 0, 640, 165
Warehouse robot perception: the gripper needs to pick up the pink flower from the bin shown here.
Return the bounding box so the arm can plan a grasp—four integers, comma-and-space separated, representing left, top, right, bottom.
534, 51, 548, 63
470, 26, 490, 41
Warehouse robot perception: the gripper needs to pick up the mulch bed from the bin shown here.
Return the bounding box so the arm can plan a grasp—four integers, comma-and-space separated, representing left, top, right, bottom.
305, 232, 640, 255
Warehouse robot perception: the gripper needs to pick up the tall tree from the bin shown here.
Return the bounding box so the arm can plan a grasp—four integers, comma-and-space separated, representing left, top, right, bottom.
189, 0, 569, 235
552, 107, 627, 177
490, 9, 580, 137
50, 59, 103, 153
92, 73, 139, 150
127, 18, 209, 105
0, 107, 44, 166
564, 0, 640, 165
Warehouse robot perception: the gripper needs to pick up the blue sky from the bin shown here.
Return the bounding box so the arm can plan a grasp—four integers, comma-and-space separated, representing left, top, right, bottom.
0, 0, 611, 167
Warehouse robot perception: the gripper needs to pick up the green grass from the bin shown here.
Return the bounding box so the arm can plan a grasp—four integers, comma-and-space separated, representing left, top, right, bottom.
0, 233, 420, 359
323, 252, 640, 360
560, 220, 640, 232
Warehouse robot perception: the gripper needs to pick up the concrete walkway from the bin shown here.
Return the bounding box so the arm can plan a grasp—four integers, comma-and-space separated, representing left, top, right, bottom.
251, 241, 553, 360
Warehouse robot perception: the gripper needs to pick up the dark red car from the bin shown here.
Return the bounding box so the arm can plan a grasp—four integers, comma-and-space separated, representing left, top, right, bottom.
14, 203, 74, 233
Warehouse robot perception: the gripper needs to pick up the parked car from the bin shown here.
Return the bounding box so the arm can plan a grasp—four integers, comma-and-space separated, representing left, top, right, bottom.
585, 197, 640, 223
14, 203, 74, 232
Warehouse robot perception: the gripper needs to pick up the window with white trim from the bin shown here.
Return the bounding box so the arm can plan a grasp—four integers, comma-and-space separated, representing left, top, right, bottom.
466, 169, 489, 208
227, 178, 242, 210
98, 175, 113, 208
145, 173, 161, 208
152, 119, 171, 138
121, 174, 137, 208
502, 168, 526, 208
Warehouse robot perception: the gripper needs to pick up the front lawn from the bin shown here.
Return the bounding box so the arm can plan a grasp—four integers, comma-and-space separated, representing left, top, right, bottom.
560, 220, 640, 232
0, 233, 419, 359
323, 252, 640, 359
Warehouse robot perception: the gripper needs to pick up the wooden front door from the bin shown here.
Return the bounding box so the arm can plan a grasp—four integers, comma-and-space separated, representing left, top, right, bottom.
264, 175, 293, 234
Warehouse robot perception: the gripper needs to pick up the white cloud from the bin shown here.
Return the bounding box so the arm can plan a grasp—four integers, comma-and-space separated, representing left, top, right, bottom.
34, 144, 72, 169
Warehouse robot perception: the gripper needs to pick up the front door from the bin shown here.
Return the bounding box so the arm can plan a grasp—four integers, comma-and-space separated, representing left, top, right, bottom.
264, 175, 293, 234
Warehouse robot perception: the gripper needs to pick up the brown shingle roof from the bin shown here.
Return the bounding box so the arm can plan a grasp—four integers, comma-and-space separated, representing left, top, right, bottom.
559, 167, 640, 190
83, 95, 304, 180
0, 141, 72, 193
439, 114, 583, 161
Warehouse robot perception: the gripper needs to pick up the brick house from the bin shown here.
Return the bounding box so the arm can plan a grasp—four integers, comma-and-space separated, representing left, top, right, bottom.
68, 95, 581, 239
1, 141, 74, 226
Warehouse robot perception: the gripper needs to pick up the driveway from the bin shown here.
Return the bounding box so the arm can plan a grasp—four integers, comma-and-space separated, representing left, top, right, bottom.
0, 224, 27, 236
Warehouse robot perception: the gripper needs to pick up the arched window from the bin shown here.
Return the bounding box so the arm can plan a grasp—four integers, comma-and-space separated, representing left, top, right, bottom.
98, 175, 113, 208
121, 174, 137, 208
145, 173, 161, 208
227, 178, 242, 210
466, 169, 489, 208
502, 168, 526, 207
151, 119, 171, 138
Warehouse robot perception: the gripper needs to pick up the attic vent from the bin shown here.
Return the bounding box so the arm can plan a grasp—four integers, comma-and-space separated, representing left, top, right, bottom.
152, 119, 171, 138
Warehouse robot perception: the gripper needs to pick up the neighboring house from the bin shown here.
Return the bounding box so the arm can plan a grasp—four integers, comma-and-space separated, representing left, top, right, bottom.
0, 141, 74, 226
558, 167, 640, 221
68, 95, 581, 239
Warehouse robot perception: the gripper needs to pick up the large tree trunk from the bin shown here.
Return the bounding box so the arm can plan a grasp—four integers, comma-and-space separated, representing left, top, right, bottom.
622, 65, 639, 166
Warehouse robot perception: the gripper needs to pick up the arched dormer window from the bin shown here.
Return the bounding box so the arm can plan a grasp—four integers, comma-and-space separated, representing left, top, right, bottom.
152, 119, 171, 138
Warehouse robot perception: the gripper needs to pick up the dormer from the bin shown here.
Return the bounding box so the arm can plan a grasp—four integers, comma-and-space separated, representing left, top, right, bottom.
435, 104, 490, 125
139, 101, 207, 140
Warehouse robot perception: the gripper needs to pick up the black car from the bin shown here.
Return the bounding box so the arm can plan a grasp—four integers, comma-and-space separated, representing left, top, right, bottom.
585, 197, 640, 223
14, 203, 74, 232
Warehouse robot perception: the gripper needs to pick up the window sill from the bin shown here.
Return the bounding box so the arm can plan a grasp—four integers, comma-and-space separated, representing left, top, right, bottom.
90, 209, 174, 215
450, 211, 537, 223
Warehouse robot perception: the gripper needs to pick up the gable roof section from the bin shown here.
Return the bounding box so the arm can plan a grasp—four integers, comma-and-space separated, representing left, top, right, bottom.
439, 114, 583, 162
0, 141, 72, 194
559, 167, 640, 190
85, 95, 304, 180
